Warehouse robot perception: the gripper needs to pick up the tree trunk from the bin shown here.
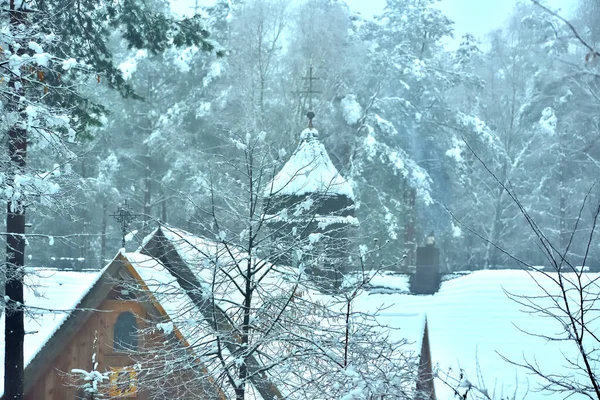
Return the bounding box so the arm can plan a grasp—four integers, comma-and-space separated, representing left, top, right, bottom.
236, 256, 253, 400
5, 185, 26, 400
404, 187, 417, 269
158, 185, 167, 224
143, 143, 152, 224
143, 75, 153, 227
558, 154, 568, 253
485, 163, 508, 269
559, 190, 568, 251
486, 190, 504, 269
5, 109, 27, 400
81, 160, 89, 260
5, 2, 27, 398
101, 200, 108, 265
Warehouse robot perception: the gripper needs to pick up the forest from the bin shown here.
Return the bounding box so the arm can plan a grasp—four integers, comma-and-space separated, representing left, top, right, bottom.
1, 0, 598, 272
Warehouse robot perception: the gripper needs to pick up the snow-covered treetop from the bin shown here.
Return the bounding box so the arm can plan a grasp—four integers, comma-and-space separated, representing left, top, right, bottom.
265, 128, 355, 200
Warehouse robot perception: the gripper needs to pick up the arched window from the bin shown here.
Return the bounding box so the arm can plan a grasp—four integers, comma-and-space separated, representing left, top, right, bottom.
114, 312, 138, 352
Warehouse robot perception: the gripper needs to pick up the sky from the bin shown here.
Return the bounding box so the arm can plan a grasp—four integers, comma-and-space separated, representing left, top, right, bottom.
171, 0, 576, 48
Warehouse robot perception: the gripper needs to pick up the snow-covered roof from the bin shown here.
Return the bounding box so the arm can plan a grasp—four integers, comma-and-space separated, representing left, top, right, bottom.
356, 270, 600, 400
334, 272, 426, 358
265, 128, 355, 200
143, 226, 428, 399
0, 267, 106, 395
379, 312, 427, 357
122, 252, 196, 339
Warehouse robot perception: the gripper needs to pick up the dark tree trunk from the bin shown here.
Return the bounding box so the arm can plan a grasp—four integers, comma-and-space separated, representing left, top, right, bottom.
559, 190, 568, 251
5, 2, 27, 398
143, 75, 153, 226
5, 112, 27, 400
143, 144, 152, 224
161, 196, 167, 223
404, 187, 417, 268
81, 160, 89, 260
558, 154, 568, 252
5, 183, 26, 400
101, 200, 108, 265
5, 197, 26, 400
487, 190, 504, 268
5, 113, 27, 400
486, 162, 508, 269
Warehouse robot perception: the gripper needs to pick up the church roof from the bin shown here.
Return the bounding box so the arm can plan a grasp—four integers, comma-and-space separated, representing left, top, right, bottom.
265, 128, 354, 200
359, 269, 600, 400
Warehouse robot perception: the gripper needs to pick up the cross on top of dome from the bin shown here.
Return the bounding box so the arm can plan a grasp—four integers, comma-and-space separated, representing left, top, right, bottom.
265, 112, 354, 200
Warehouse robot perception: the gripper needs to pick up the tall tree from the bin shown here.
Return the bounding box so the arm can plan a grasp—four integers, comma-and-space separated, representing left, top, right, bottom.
444, 2, 600, 269
342, 0, 456, 266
